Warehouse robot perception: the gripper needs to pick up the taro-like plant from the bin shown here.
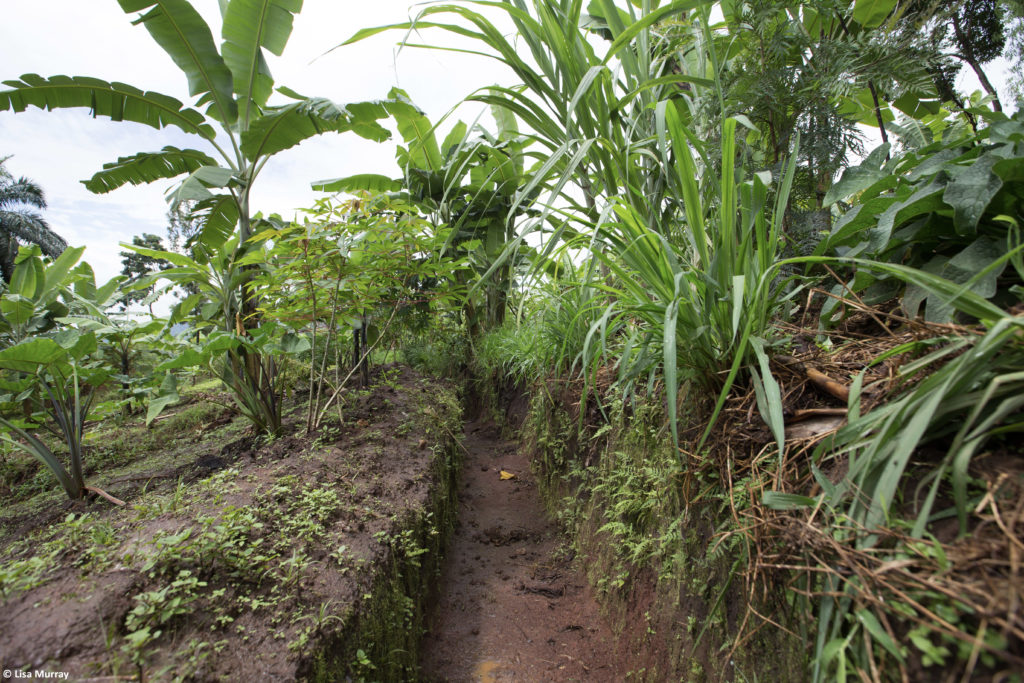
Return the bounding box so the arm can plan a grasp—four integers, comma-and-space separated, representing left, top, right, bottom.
0, 246, 124, 502
0, 330, 116, 502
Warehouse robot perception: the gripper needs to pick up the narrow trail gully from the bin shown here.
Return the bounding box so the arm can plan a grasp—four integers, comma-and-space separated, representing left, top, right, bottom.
420, 419, 628, 682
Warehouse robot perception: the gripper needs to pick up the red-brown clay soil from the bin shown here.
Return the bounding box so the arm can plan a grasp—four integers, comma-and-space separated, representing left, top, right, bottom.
420, 420, 628, 682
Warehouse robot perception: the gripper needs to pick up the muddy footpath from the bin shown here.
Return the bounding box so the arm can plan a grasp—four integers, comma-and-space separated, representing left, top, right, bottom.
419, 420, 628, 682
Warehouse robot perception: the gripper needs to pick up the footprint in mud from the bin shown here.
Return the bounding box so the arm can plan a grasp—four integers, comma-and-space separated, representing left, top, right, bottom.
476, 525, 529, 546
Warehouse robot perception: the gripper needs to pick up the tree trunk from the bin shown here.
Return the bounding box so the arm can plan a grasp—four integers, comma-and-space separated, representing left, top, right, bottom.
952, 13, 1003, 112
0, 233, 17, 284
353, 314, 370, 388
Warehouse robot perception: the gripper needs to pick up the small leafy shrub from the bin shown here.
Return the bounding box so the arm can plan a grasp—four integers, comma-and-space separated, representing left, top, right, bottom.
401, 316, 468, 378
123, 569, 208, 665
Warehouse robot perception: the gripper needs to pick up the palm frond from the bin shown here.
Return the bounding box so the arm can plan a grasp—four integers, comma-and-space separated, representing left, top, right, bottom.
0, 212, 67, 258
0, 176, 47, 210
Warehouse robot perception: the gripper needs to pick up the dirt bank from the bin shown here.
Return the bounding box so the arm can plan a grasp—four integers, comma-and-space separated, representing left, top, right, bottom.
0, 366, 461, 682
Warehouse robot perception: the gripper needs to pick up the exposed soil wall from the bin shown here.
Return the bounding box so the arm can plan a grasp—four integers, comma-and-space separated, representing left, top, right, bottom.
519, 383, 806, 681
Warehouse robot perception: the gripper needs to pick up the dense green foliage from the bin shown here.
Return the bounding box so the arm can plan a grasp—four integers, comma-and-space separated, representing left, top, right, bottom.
1, 0, 1022, 680
821, 108, 1024, 322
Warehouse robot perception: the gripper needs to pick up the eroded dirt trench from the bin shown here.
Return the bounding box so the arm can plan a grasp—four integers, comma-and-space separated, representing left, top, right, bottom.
419, 420, 628, 682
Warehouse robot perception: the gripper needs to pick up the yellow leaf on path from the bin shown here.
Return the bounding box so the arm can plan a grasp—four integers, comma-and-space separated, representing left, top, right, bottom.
499, 470, 516, 480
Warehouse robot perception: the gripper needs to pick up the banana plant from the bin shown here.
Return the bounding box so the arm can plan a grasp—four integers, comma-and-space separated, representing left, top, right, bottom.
0, 0, 405, 435
120, 229, 296, 432
2, 0, 397, 252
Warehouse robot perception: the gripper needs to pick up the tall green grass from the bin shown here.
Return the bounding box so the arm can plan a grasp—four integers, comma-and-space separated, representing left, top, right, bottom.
355, 1, 1024, 678
578, 111, 801, 450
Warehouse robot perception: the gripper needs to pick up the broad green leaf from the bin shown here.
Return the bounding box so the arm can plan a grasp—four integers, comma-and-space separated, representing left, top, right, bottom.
943, 155, 1002, 234
157, 348, 208, 370
311, 174, 403, 194
0, 74, 216, 139
837, 87, 894, 127
906, 240, 1005, 324
0, 338, 66, 371
12, 244, 42, 264
72, 262, 97, 300
240, 97, 390, 161
441, 121, 468, 156
146, 372, 180, 425
94, 275, 128, 308
42, 246, 86, 295
9, 252, 43, 299
83, 147, 219, 194
81, 367, 111, 388
222, 0, 303, 122
55, 329, 98, 360
941, 237, 1005, 299
820, 196, 897, 250
867, 183, 945, 253
200, 302, 221, 320
852, 0, 897, 28
0, 295, 35, 327
0, 377, 35, 393
171, 165, 238, 203
53, 328, 82, 350
191, 194, 240, 247
386, 88, 443, 172
202, 331, 242, 353
823, 144, 891, 206
905, 148, 961, 182
119, 242, 202, 270
118, 0, 238, 124
892, 92, 941, 118
171, 293, 202, 322
279, 332, 310, 354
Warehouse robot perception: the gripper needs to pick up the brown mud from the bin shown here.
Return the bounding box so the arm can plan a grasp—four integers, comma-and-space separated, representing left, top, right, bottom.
420, 419, 628, 682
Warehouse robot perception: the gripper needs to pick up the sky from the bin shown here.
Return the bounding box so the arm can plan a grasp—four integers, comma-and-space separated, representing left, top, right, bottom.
0, 1, 514, 311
